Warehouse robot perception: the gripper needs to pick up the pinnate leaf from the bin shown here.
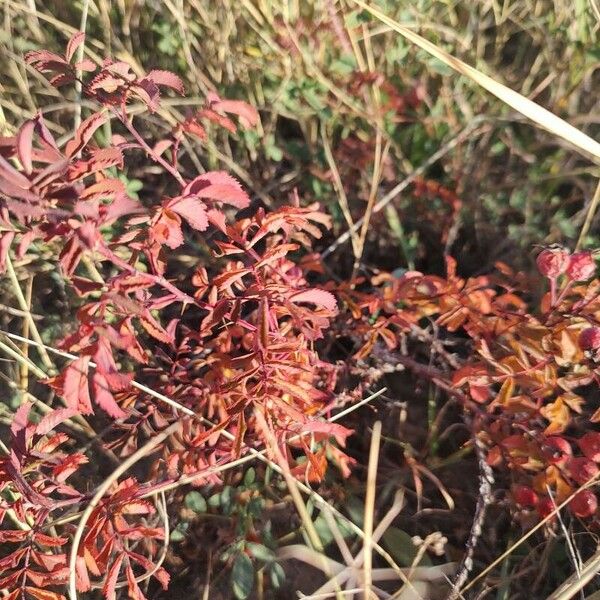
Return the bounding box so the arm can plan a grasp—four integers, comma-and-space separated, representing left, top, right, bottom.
145, 70, 185, 95
183, 171, 250, 209
166, 195, 209, 231
289, 289, 337, 311
66, 32, 85, 62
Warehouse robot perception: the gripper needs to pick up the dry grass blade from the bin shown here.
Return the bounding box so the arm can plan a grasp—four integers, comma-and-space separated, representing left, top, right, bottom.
350, 0, 600, 162
363, 421, 382, 600
545, 546, 600, 600
576, 179, 600, 250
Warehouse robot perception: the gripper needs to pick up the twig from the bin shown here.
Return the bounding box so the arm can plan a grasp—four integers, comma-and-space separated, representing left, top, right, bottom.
73, 0, 90, 132
446, 415, 494, 600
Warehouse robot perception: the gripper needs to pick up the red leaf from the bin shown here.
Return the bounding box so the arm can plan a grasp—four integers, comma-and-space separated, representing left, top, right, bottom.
92, 372, 127, 419
71, 276, 104, 296
25, 49, 69, 72
145, 70, 185, 95
68, 147, 123, 180
24, 588, 66, 600
183, 171, 250, 209
198, 108, 237, 133
298, 421, 353, 446
36, 407, 79, 436
213, 267, 251, 291
80, 178, 126, 201
62, 356, 93, 414
33, 532, 68, 547
65, 112, 108, 158
150, 209, 183, 249
102, 552, 125, 600
59, 236, 83, 276
66, 32, 86, 63
289, 289, 337, 311
0, 153, 32, 190
16, 119, 35, 174
11, 400, 31, 437
0, 529, 29, 542
166, 195, 209, 231
139, 309, 174, 344
207, 92, 259, 128
75, 555, 91, 593
125, 563, 148, 600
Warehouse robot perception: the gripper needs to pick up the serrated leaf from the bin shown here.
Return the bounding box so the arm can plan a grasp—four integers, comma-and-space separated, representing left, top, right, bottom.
102, 552, 125, 600
167, 195, 209, 231
207, 92, 259, 128
183, 171, 250, 209
145, 70, 185, 95
289, 289, 337, 311
65, 112, 108, 158
16, 119, 35, 174
66, 31, 85, 62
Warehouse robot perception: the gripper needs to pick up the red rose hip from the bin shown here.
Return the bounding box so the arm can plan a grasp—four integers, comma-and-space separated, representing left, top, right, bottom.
566, 251, 596, 281
512, 484, 539, 508
536, 247, 570, 278
537, 497, 556, 520
579, 327, 600, 352
543, 436, 573, 465
578, 432, 600, 463
569, 490, 598, 518
567, 457, 599, 485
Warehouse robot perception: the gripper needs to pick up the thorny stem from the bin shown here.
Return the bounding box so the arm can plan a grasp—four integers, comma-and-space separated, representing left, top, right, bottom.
116, 108, 185, 186
447, 414, 494, 600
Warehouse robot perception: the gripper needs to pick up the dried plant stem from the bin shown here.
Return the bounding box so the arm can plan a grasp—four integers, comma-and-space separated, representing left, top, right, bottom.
254, 409, 345, 600
576, 179, 600, 250
5, 254, 55, 373
320, 121, 360, 258
0, 336, 47, 380
73, 0, 90, 132
350, 0, 600, 160
18, 274, 33, 391
363, 421, 382, 600
447, 420, 494, 600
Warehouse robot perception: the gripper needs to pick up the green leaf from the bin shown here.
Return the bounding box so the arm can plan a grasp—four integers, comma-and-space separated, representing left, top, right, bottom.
244, 467, 256, 486
269, 562, 286, 589
246, 542, 275, 563
170, 522, 189, 542
231, 553, 254, 600
313, 512, 355, 547
184, 491, 207, 513
221, 485, 233, 514
381, 527, 431, 567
